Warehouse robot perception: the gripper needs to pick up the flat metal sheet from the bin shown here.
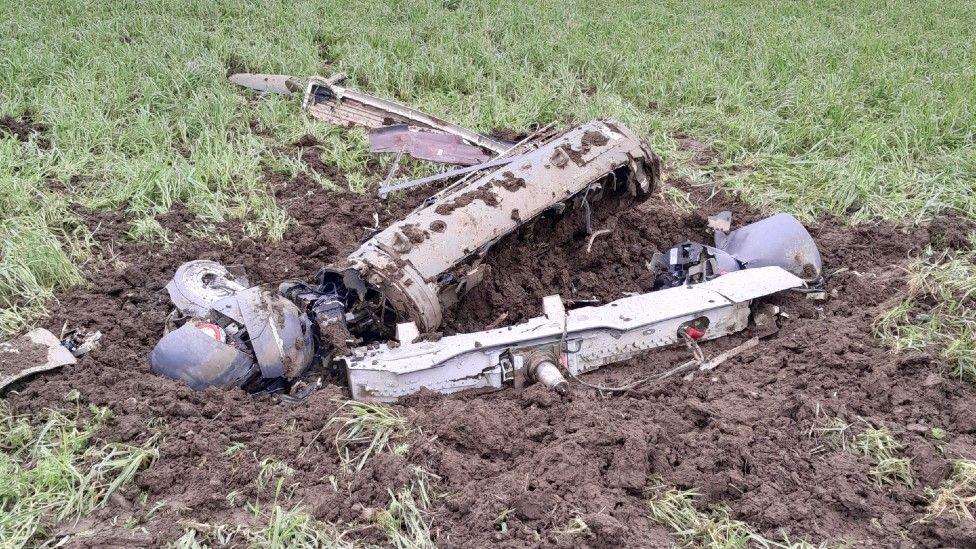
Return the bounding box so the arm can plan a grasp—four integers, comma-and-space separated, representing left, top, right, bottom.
1, 328, 77, 391
369, 125, 491, 165
228, 73, 304, 95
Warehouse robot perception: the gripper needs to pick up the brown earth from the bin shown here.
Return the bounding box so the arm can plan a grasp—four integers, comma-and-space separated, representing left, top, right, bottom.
0, 113, 50, 148
3, 137, 976, 548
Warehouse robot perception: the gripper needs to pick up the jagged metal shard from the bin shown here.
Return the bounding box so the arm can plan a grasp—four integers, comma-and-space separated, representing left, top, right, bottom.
0, 328, 78, 391
341, 267, 803, 402
302, 76, 509, 154
228, 73, 305, 96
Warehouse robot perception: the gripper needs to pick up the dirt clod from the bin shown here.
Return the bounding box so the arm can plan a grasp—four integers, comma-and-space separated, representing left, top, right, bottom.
1, 114, 50, 148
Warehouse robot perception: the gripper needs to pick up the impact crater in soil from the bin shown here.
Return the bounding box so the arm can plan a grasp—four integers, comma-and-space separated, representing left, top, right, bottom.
5, 136, 976, 548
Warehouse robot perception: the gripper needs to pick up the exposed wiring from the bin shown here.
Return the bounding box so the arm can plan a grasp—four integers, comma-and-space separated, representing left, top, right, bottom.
561, 326, 705, 395
586, 229, 612, 253
581, 185, 594, 234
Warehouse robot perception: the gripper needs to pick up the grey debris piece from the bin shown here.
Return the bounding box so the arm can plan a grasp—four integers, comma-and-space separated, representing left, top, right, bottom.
341, 267, 803, 402
0, 328, 77, 391
165, 260, 248, 319
151, 263, 314, 392
707, 210, 732, 232
369, 125, 491, 166
714, 213, 823, 282
150, 323, 257, 390
234, 287, 314, 380
303, 76, 508, 154
228, 73, 306, 95
342, 119, 661, 333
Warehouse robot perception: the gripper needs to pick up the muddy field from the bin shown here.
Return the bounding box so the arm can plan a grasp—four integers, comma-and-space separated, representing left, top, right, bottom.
5, 136, 976, 548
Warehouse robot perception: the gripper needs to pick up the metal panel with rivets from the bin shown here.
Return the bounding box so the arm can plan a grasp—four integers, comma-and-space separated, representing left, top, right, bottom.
340, 267, 802, 402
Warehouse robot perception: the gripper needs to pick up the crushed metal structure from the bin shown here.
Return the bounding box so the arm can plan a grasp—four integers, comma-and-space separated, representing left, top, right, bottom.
343, 267, 801, 402
140, 74, 828, 402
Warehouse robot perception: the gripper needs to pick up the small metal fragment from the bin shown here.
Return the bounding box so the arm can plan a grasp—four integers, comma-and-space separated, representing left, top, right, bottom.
707, 210, 732, 232
378, 155, 520, 197
699, 337, 759, 371
228, 73, 306, 95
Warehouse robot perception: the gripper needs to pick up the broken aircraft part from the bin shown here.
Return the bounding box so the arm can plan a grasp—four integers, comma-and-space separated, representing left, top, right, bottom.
337, 119, 661, 333
1, 328, 78, 391
340, 267, 803, 402
652, 212, 824, 287
369, 125, 491, 166
378, 122, 562, 197
165, 260, 249, 319
229, 72, 506, 160
60, 330, 102, 357
151, 322, 258, 390
150, 269, 314, 393
377, 154, 520, 197
302, 76, 508, 154
714, 213, 823, 282
228, 73, 305, 96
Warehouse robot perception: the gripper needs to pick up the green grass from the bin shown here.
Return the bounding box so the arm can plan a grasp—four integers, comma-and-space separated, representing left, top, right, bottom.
853, 427, 914, 488
2, 0, 976, 334
809, 413, 915, 488
647, 484, 825, 548
876, 248, 976, 382
329, 400, 409, 472
374, 467, 438, 549
922, 459, 976, 523
172, 467, 439, 549
172, 505, 359, 549
0, 402, 159, 547
173, 450, 358, 549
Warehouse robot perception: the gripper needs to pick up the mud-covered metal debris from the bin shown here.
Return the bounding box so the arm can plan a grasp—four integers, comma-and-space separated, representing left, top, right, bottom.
714, 213, 823, 282
151, 260, 313, 392
148, 114, 822, 403
229, 72, 507, 164
1, 328, 78, 391
301, 76, 508, 154
337, 119, 660, 333
342, 267, 802, 402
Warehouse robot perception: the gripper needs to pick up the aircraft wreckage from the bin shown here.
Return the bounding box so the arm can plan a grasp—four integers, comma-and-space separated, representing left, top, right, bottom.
148, 116, 823, 402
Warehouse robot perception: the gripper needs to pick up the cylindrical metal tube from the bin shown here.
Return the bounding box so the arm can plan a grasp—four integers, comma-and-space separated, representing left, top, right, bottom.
526, 354, 569, 395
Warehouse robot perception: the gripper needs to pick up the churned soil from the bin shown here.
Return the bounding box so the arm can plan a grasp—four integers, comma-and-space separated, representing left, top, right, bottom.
4, 136, 976, 548
0, 113, 50, 148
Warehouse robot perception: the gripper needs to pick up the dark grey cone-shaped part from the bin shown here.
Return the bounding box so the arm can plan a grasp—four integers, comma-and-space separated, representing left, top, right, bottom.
714, 213, 822, 281
150, 324, 257, 390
